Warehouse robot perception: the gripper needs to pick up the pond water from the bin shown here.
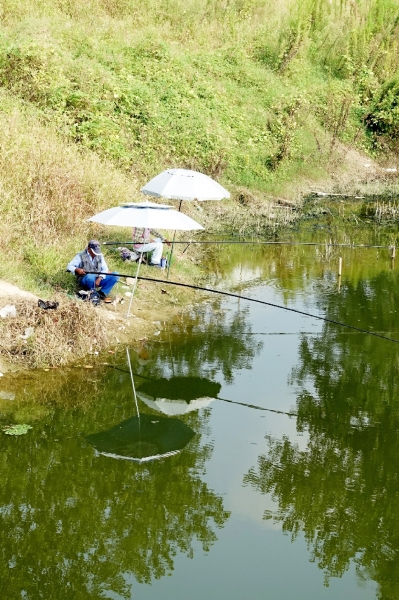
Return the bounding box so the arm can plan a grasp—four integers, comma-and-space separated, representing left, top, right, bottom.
2, 225, 399, 599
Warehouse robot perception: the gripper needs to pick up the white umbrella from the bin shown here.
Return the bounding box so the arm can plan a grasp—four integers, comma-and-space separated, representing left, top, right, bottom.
138, 392, 215, 416
135, 375, 220, 416
140, 169, 230, 202
87, 202, 203, 316
141, 170, 228, 276
87, 201, 204, 230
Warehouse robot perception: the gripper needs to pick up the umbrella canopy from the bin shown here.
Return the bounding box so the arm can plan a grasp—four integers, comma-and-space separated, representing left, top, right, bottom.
86, 413, 195, 462
87, 201, 203, 231
141, 169, 230, 201
137, 376, 221, 416
138, 394, 214, 416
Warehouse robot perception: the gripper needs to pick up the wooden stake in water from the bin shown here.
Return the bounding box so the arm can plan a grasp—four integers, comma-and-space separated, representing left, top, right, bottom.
337, 256, 342, 293
391, 245, 396, 260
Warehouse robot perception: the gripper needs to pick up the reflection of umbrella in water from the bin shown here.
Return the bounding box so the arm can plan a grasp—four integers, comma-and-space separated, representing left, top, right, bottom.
86, 413, 195, 463
87, 349, 195, 462
137, 376, 221, 416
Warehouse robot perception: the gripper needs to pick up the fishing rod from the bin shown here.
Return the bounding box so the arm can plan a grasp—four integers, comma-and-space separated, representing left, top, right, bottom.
84, 271, 399, 344
102, 240, 396, 249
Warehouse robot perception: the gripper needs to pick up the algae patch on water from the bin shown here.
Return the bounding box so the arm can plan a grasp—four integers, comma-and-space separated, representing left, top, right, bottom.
2, 424, 32, 436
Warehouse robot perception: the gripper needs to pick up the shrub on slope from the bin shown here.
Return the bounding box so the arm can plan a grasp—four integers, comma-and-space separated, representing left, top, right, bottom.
3, 0, 397, 191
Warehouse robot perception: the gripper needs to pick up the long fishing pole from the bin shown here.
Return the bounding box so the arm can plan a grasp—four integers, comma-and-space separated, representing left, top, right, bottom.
102, 240, 396, 249
85, 271, 399, 344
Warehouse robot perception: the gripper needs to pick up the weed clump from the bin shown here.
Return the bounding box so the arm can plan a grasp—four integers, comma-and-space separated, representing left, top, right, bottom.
0, 295, 108, 368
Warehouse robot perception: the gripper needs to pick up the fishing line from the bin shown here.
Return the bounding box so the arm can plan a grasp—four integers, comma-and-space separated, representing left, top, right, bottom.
85, 271, 399, 344
103, 240, 396, 249
214, 330, 382, 335
103, 364, 398, 433
216, 396, 398, 434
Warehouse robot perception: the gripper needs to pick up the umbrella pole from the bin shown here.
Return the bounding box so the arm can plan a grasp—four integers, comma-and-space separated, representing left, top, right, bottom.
166, 230, 176, 279
126, 253, 143, 317
126, 347, 140, 419
126, 231, 148, 317
166, 200, 182, 279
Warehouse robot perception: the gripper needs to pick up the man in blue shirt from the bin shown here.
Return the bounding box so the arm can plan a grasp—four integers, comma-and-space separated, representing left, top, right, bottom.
67, 240, 119, 301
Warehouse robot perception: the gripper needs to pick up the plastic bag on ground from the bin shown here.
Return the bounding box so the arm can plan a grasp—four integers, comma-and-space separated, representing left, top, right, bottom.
0, 305, 16, 318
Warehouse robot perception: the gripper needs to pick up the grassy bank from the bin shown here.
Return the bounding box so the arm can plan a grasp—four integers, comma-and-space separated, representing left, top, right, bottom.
0, 286, 197, 369
1, 0, 399, 295
1, 0, 399, 181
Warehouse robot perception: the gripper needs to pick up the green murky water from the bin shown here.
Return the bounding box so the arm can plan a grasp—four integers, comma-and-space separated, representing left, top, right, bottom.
2, 226, 399, 599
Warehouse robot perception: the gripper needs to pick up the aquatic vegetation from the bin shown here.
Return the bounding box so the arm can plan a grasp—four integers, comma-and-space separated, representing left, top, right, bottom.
2, 423, 32, 435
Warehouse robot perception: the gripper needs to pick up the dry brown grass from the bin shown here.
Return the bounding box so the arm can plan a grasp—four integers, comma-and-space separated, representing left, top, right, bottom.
0, 98, 137, 246
180, 189, 301, 238
0, 94, 140, 293
0, 294, 108, 368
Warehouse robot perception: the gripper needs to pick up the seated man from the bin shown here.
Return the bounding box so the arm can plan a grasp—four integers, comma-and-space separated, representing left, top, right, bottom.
133, 227, 166, 266
67, 239, 119, 302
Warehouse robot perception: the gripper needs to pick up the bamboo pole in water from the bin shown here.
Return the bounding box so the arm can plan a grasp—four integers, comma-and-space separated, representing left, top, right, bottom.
337, 257, 342, 293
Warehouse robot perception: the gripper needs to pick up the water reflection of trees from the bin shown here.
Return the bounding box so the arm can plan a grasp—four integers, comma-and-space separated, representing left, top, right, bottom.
0, 366, 230, 599
207, 238, 398, 304
244, 271, 399, 599
0, 295, 262, 597
147, 303, 263, 384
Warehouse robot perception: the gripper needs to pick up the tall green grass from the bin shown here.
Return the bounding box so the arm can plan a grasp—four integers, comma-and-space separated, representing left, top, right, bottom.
2, 0, 398, 186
